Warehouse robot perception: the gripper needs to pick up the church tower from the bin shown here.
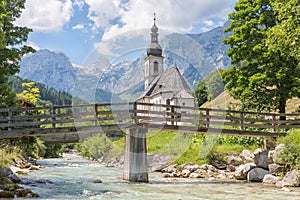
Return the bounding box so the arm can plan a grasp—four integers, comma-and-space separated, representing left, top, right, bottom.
144, 14, 164, 89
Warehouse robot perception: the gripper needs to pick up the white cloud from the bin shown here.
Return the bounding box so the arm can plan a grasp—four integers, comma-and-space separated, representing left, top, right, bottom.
14, 0, 73, 32
85, 0, 236, 40
74, 0, 85, 10
72, 24, 84, 30
85, 0, 122, 29
27, 41, 40, 51
203, 20, 215, 27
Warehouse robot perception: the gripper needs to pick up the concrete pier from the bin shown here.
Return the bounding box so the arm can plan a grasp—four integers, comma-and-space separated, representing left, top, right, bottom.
123, 126, 148, 183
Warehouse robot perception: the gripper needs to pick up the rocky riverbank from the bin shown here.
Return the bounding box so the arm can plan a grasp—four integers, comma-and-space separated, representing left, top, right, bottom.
0, 156, 41, 198
106, 144, 300, 191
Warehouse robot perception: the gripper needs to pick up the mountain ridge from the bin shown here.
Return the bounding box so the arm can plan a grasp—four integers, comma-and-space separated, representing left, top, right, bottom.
19, 22, 231, 103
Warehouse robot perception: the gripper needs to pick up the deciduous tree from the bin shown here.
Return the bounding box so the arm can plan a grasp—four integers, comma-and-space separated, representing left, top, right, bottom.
0, 0, 34, 108
223, 0, 300, 118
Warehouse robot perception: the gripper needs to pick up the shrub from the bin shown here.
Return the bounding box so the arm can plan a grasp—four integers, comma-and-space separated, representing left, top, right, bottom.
276, 129, 300, 171
77, 134, 113, 160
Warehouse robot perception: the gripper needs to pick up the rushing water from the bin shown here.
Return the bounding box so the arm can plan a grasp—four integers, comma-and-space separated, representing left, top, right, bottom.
18, 154, 300, 200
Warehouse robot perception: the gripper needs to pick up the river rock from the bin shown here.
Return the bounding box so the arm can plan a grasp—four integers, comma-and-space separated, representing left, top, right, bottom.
263, 174, 280, 184
148, 154, 173, 172
276, 169, 300, 187
226, 156, 243, 166
181, 169, 191, 178
199, 164, 217, 172
247, 167, 269, 182
161, 164, 177, 173
191, 169, 208, 178
93, 179, 103, 183
272, 144, 285, 165
239, 150, 254, 163
253, 149, 273, 169
211, 159, 227, 170
268, 163, 284, 175
162, 173, 174, 178
189, 171, 205, 178
234, 163, 256, 180
3, 168, 21, 183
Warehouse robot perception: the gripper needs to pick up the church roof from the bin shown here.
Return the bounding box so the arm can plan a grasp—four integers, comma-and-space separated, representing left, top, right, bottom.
137, 66, 194, 100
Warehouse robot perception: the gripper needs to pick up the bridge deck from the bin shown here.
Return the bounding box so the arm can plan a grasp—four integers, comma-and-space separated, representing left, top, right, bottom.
1, 102, 299, 142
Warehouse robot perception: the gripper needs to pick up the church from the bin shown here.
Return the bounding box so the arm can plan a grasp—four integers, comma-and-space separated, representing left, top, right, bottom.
136, 16, 195, 109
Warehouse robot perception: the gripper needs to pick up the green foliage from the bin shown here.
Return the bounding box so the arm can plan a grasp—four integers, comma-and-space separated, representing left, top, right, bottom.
0, 144, 19, 168
194, 80, 208, 107
217, 135, 264, 147
10, 76, 75, 106
276, 129, 300, 171
0, 0, 35, 108
8, 137, 46, 159
77, 134, 113, 159
194, 70, 224, 107
16, 82, 40, 105
223, 0, 300, 114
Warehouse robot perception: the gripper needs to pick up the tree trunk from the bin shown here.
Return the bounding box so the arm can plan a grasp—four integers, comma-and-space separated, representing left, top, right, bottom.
279, 97, 286, 121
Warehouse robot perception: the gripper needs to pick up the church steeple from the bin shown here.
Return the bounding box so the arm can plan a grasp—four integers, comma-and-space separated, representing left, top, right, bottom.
144, 13, 164, 89
147, 13, 162, 57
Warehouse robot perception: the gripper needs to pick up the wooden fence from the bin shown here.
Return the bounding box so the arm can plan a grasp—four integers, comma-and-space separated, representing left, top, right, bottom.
1, 102, 300, 140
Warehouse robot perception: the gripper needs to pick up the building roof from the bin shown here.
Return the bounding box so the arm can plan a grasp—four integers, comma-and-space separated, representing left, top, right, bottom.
137, 66, 194, 100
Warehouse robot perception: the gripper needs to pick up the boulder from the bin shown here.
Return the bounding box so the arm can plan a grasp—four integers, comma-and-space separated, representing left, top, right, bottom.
234, 163, 256, 180
161, 164, 177, 174
268, 163, 284, 175
181, 169, 191, 178
253, 149, 273, 169
239, 150, 254, 163
272, 144, 285, 165
199, 164, 217, 172
3, 168, 21, 183
247, 167, 269, 182
226, 156, 243, 166
263, 174, 280, 184
276, 169, 300, 187
147, 154, 173, 172
162, 173, 174, 178
189, 172, 205, 178
211, 159, 227, 170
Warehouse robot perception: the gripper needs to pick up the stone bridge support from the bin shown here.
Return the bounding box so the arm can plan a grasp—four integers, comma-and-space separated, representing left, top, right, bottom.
123, 125, 148, 183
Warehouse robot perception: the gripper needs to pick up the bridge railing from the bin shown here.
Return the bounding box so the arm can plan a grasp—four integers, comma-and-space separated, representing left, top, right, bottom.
1, 102, 300, 139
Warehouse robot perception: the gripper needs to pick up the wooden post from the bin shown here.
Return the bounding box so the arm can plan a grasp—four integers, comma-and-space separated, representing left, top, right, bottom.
272, 114, 276, 133
94, 104, 98, 126
133, 102, 138, 123
206, 109, 210, 128
8, 108, 12, 131
52, 107, 56, 128
240, 112, 244, 131
123, 125, 148, 183
171, 106, 175, 126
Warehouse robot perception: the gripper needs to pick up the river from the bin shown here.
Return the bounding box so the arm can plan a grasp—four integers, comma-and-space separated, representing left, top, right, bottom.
18, 154, 300, 200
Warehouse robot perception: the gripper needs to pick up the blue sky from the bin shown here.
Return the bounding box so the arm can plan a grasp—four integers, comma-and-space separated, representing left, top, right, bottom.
15, 0, 238, 65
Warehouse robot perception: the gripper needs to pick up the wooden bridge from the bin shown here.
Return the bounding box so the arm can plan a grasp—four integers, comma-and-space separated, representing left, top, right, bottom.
1, 102, 299, 141
2, 102, 300, 183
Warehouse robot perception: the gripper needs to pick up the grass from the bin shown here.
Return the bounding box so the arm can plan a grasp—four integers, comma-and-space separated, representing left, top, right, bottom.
107, 130, 263, 165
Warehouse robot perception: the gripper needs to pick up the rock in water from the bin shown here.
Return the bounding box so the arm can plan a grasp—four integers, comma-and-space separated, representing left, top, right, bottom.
247, 167, 269, 182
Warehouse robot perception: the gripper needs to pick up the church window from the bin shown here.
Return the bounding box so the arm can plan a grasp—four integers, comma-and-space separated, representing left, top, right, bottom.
154, 61, 158, 74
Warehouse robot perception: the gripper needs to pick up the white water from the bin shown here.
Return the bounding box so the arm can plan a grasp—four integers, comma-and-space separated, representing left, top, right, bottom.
18, 154, 300, 200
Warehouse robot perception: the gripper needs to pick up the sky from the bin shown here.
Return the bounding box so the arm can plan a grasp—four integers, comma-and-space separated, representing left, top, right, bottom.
15, 0, 238, 65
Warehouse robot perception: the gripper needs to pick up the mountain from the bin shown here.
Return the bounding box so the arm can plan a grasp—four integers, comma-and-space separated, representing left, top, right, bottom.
19, 49, 77, 94
18, 22, 231, 103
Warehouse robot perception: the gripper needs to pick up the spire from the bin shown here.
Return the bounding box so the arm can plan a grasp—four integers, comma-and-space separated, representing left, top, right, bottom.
147, 13, 162, 56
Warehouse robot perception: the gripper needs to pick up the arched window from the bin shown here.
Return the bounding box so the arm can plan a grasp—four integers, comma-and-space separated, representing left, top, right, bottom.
154, 61, 158, 74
